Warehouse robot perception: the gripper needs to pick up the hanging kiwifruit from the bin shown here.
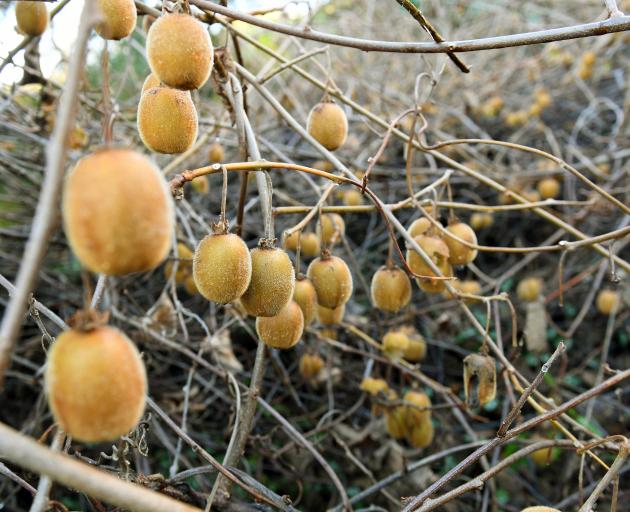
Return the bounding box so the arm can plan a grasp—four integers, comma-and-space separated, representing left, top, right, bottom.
402, 390, 431, 426
256, 300, 304, 349
240, 245, 295, 317
342, 189, 364, 206
208, 142, 225, 163
316, 304, 345, 325
307, 100, 348, 151
15, 2, 48, 36
300, 232, 321, 259
401, 328, 426, 362
385, 406, 407, 440
137, 86, 198, 154
517, 277, 543, 302
293, 276, 318, 325
408, 217, 432, 238
408, 419, 434, 449
62, 149, 173, 275
146, 13, 213, 90
537, 177, 560, 199
94, 0, 137, 40
406, 235, 452, 293
318, 213, 345, 245
299, 353, 324, 379
307, 255, 353, 308
470, 212, 494, 231
45, 325, 146, 442
596, 289, 620, 315
193, 233, 252, 304
444, 222, 478, 265
191, 176, 210, 194
382, 330, 410, 357
359, 377, 389, 395
370, 266, 412, 312
141, 73, 162, 94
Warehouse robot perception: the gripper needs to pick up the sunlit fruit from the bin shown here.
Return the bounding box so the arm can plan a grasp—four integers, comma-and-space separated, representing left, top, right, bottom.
537, 177, 560, 199
307, 255, 353, 308
318, 213, 345, 245
444, 222, 478, 265
470, 212, 494, 230
370, 266, 412, 312
208, 142, 225, 163
256, 300, 304, 349
293, 276, 317, 325
343, 189, 364, 206
146, 13, 213, 90
240, 246, 295, 317
62, 149, 173, 275
300, 232, 321, 259
408, 217, 432, 237
45, 326, 147, 442
164, 242, 193, 284
596, 289, 620, 316
317, 304, 345, 325
408, 419, 434, 448
299, 353, 324, 379
406, 235, 452, 293
15, 2, 48, 36
94, 0, 137, 40
137, 86, 198, 154
307, 101, 348, 151
141, 73, 162, 94
517, 277, 543, 302
193, 233, 252, 304
383, 330, 410, 356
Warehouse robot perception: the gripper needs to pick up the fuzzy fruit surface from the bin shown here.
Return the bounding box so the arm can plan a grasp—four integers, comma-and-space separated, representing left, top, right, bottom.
299, 353, 324, 379
240, 247, 295, 317
256, 301, 304, 349
137, 87, 198, 154
147, 13, 213, 90
208, 142, 225, 163
371, 266, 412, 312
445, 222, 478, 265
318, 213, 345, 245
193, 233, 252, 304
95, 0, 137, 40
307, 255, 353, 309
406, 235, 452, 293
408, 419, 434, 448
316, 304, 345, 325
307, 102, 348, 151
408, 217, 432, 238
16, 2, 48, 36
517, 277, 543, 302
596, 289, 620, 315
62, 149, 174, 275
45, 326, 147, 442
293, 277, 317, 325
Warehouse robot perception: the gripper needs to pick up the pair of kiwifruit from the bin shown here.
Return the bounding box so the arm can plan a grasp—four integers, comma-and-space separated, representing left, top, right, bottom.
305, 252, 354, 325
382, 326, 426, 362
386, 388, 435, 449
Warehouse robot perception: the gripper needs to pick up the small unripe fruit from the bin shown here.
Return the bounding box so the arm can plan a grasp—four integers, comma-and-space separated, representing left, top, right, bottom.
164, 242, 193, 284
470, 212, 494, 231
45, 326, 147, 442
147, 13, 213, 90
537, 177, 560, 199
193, 233, 252, 304
62, 149, 173, 275
307, 101, 348, 151
406, 235, 452, 293
318, 213, 345, 245
343, 189, 364, 206
191, 175, 210, 194
444, 222, 478, 265
596, 289, 620, 315
360, 377, 389, 395
95, 0, 137, 40
293, 277, 317, 325
371, 266, 412, 312
383, 330, 410, 355
307, 255, 353, 308
317, 304, 345, 325
241, 247, 295, 317
408, 419, 434, 449
403, 390, 431, 426
408, 217, 432, 238
256, 300, 304, 349
137, 86, 198, 154
208, 142, 225, 163
300, 232, 321, 259
517, 277, 543, 302
299, 353, 324, 379
15, 2, 48, 37
403, 337, 426, 362
141, 73, 162, 94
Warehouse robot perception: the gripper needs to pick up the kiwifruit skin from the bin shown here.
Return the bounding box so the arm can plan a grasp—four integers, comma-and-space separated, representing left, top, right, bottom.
208, 142, 225, 163
45, 326, 147, 443
15, 2, 48, 36
403, 390, 431, 425
240, 247, 295, 317
147, 13, 213, 90
406, 235, 452, 293
316, 304, 345, 325
299, 353, 324, 378
403, 338, 426, 362
63, 149, 174, 275
95, 0, 137, 40
343, 189, 364, 206
307, 256, 353, 309
141, 73, 162, 94
293, 277, 317, 325
517, 277, 543, 302
444, 222, 478, 265
256, 300, 304, 349
137, 86, 198, 154
408, 419, 434, 448
307, 102, 348, 151
596, 289, 620, 315
537, 177, 560, 199
385, 407, 407, 439
300, 232, 320, 259
383, 331, 409, 352
408, 217, 431, 237
521, 508, 562, 512
371, 266, 412, 312
318, 213, 345, 245
193, 233, 252, 304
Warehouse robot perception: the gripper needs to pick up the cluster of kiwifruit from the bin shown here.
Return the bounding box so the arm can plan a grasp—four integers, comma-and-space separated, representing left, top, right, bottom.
381, 326, 426, 363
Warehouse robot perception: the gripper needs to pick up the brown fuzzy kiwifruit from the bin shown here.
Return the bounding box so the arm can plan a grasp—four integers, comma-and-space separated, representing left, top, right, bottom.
147, 13, 213, 90
385, 406, 407, 440
283, 230, 300, 252
470, 212, 494, 231
191, 175, 210, 194
293, 276, 317, 325
537, 177, 560, 199
137, 86, 198, 154
371, 266, 412, 312
406, 235, 452, 293
408, 217, 432, 238
15, 2, 48, 37
193, 233, 252, 304
256, 300, 304, 349
382, 330, 409, 356
208, 142, 225, 163
342, 189, 364, 206
596, 289, 620, 315
403, 390, 431, 426
517, 277, 543, 302
240, 246, 295, 317
408, 419, 434, 449
307, 255, 353, 309
141, 73, 162, 94
444, 222, 478, 265
318, 213, 345, 245
62, 149, 173, 275
307, 101, 348, 151
300, 232, 320, 259
45, 326, 146, 442
299, 353, 324, 379
94, 0, 137, 40
359, 377, 389, 395
316, 304, 345, 325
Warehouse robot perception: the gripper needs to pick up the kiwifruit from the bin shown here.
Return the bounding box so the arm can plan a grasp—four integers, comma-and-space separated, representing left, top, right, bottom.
408, 419, 434, 449
596, 289, 620, 315
370, 266, 412, 312
318, 213, 345, 245
300, 232, 320, 259
537, 177, 560, 199
517, 277, 543, 302
240, 246, 295, 317
147, 13, 213, 90
137, 86, 198, 154
62, 149, 173, 275
402, 337, 426, 362
95, 0, 137, 40
256, 300, 304, 349
307, 100, 348, 151
530, 443, 560, 466
183, 275, 199, 295
15, 2, 48, 36
582, 51, 596, 66
307, 255, 353, 308
141, 73, 162, 94
408, 217, 432, 237
406, 235, 452, 293
521, 507, 562, 512
522, 189, 541, 203
312, 159, 334, 172
283, 230, 300, 252
470, 212, 494, 231
402, 390, 431, 426
359, 377, 388, 395
293, 276, 317, 325
444, 222, 478, 265
444, 279, 482, 301
385, 406, 407, 439
299, 353, 324, 379
317, 304, 345, 325
191, 175, 210, 194
45, 326, 146, 442
342, 189, 364, 206
193, 233, 252, 304
208, 142, 225, 163
164, 242, 193, 284
383, 330, 410, 355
